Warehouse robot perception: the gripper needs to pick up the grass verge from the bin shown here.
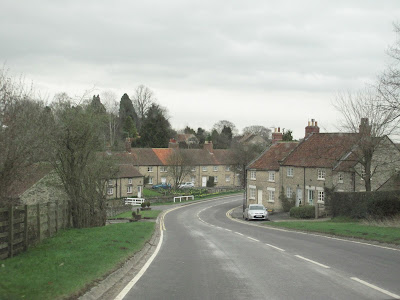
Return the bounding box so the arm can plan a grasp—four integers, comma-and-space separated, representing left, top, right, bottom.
0, 222, 155, 300
265, 219, 400, 245
112, 210, 162, 219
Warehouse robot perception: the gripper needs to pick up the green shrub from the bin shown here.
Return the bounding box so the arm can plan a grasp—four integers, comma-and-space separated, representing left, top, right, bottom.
290, 205, 315, 219
279, 187, 295, 212
146, 201, 151, 207
141, 202, 146, 208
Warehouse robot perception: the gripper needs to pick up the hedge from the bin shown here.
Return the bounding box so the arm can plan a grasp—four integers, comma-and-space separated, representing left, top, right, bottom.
290, 205, 315, 219
331, 190, 400, 219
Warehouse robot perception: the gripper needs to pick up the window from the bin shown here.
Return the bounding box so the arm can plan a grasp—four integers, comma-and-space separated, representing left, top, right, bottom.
286, 187, 292, 198
107, 187, 114, 195
191, 176, 195, 183
127, 186, 132, 194
338, 172, 344, 183
202, 166, 207, 172
108, 180, 113, 186
148, 166, 153, 172
250, 170, 256, 180
249, 187, 256, 199
268, 171, 275, 182
191, 166, 196, 172
128, 178, 133, 184
318, 191, 324, 202
318, 169, 326, 180
308, 189, 314, 205
226, 166, 230, 172
148, 177, 153, 184
161, 177, 166, 184
287, 167, 293, 177
214, 176, 218, 183
226, 175, 231, 182
268, 188, 275, 202
213, 166, 218, 172
160, 166, 167, 172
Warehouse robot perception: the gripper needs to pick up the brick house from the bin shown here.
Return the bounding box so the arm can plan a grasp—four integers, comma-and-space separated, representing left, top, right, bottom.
246, 119, 400, 211
112, 141, 240, 188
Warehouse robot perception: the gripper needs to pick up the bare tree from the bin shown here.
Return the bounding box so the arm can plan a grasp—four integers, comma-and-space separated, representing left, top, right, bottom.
212, 120, 238, 136
101, 90, 120, 148
0, 68, 51, 205
132, 85, 156, 130
242, 125, 271, 140
166, 150, 194, 189
334, 87, 400, 191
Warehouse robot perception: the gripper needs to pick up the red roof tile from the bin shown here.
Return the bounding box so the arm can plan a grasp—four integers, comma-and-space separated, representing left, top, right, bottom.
248, 142, 298, 170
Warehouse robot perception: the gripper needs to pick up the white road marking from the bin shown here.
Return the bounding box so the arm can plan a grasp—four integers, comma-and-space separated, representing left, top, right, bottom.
265, 243, 285, 252
295, 255, 330, 269
224, 229, 232, 232
351, 277, 400, 299
234, 232, 244, 236
247, 237, 260, 242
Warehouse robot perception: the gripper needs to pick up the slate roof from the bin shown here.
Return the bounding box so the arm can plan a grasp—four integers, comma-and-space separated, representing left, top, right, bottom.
282, 133, 358, 168
116, 164, 143, 178
248, 142, 299, 170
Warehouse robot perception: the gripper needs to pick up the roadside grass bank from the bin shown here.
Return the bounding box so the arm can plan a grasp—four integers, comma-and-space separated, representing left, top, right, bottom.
111, 209, 162, 219
0, 222, 155, 300
265, 219, 400, 245
150, 190, 243, 206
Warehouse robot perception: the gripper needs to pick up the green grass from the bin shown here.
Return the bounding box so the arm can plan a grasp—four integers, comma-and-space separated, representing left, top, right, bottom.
143, 188, 163, 197
0, 222, 155, 300
265, 219, 400, 245
113, 209, 162, 219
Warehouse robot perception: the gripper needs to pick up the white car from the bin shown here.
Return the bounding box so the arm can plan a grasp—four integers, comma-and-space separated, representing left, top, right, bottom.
243, 204, 269, 221
179, 182, 195, 189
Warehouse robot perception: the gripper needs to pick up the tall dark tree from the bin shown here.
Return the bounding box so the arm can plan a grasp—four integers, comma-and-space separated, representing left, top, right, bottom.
184, 126, 196, 135
282, 130, 293, 141
119, 93, 138, 130
123, 116, 138, 139
196, 127, 207, 145
139, 104, 172, 148
89, 95, 106, 114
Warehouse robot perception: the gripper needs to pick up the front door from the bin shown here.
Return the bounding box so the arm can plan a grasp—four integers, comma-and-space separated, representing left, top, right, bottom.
296, 188, 302, 207
202, 176, 207, 187
257, 189, 263, 205
138, 186, 142, 198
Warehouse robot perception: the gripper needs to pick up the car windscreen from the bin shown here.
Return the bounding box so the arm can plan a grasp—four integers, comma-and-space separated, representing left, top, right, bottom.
249, 206, 264, 210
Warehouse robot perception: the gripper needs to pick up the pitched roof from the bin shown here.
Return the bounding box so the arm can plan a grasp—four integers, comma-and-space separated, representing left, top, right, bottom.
11, 163, 53, 198
248, 142, 298, 170
282, 133, 357, 168
116, 164, 143, 178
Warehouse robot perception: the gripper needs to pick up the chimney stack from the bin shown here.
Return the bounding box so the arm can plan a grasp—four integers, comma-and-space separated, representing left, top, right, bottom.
359, 118, 371, 136
305, 119, 320, 138
168, 138, 179, 149
203, 141, 214, 153
272, 127, 283, 144
125, 138, 132, 153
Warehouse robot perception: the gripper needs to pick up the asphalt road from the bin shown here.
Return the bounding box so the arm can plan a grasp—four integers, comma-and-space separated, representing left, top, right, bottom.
119, 194, 400, 300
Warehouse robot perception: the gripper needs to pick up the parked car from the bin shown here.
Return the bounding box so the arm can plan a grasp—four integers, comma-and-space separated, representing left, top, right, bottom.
243, 204, 269, 221
179, 182, 195, 189
152, 183, 171, 189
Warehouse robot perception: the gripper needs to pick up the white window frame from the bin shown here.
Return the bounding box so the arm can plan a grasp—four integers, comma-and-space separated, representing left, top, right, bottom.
213, 166, 218, 172
108, 180, 113, 186
160, 166, 167, 172
249, 185, 256, 199
317, 169, 326, 180
318, 190, 324, 203
250, 170, 256, 180
225, 166, 230, 172
286, 187, 292, 198
287, 167, 293, 177
214, 176, 218, 183
148, 166, 153, 172
148, 177, 153, 184
161, 177, 167, 184
191, 176, 195, 183
338, 172, 343, 183
225, 175, 231, 182
191, 166, 196, 172
267, 187, 275, 202
107, 187, 114, 195
127, 186, 132, 194
128, 178, 133, 184
268, 171, 275, 182
202, 166, 207, 172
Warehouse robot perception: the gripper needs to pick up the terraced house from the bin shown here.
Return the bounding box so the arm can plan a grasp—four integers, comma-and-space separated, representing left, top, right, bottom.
246, 119, 400, 211
110, 140, 240, 192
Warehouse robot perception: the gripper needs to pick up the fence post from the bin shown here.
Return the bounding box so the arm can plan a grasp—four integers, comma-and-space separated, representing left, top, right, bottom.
47, 202, 51, 238
24, 205, 28, 251
9, 206, 14, 258
315, 203, 319, 219
37, 204, 41, 242
55, 201, 58, 233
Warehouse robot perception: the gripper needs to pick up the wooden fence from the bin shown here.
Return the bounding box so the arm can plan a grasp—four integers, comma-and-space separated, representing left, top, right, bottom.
0, 201, 69, 260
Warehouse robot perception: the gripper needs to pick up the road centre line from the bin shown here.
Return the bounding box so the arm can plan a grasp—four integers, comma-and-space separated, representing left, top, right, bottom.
265, 243, 285, 252
234, 232, 244, 236
295, 255, 330, 269
351, 277, 400, 299
247, 237, 260, 242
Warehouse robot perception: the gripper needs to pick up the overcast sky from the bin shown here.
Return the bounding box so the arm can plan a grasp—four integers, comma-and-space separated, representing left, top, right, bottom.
1, 1, 399, 139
